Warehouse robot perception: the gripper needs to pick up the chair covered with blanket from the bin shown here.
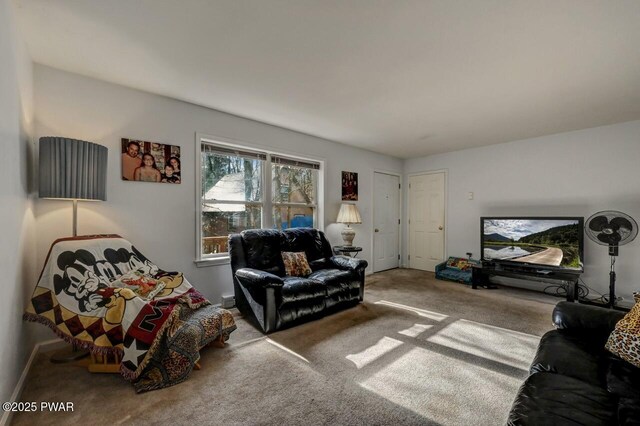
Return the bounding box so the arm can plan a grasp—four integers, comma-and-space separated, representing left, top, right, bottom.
24, 235, 236, 392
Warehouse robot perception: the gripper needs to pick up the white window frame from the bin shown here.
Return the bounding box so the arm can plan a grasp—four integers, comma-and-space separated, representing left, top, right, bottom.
195, 133, 324, 267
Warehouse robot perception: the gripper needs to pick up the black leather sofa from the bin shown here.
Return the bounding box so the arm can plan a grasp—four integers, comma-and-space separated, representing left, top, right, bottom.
508, 301, 640, 425
229, 228, 368, 333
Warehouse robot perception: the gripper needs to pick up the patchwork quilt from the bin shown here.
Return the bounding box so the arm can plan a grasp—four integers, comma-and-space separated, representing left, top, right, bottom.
24, 235, 225, 381
133, 304, 235, 393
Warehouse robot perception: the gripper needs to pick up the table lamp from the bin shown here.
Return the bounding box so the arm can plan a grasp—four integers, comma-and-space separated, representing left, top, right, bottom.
39, 136, 108, 236
336, 203, 362, 246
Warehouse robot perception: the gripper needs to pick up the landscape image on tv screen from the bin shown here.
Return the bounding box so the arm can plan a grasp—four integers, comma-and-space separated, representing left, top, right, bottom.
483, 219, 581, 268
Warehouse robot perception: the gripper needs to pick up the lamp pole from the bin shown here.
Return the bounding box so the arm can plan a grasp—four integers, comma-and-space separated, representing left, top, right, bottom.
73, 199, 78, 237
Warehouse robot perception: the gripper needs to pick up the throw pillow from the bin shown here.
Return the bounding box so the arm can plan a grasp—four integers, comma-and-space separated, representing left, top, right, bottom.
281, 251, 312, 277
111, 271, 166, 301
606, 293, 640, 368
446, 257, 470, 271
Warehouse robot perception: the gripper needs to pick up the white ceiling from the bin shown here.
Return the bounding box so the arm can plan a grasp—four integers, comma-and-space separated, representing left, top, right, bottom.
13, 0, 640, 158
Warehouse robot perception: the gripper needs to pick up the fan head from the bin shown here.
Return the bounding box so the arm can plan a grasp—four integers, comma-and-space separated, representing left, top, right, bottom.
585, 210, 638, 248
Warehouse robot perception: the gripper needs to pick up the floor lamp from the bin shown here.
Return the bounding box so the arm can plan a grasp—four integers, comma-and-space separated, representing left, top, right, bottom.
39, 136, 108, 361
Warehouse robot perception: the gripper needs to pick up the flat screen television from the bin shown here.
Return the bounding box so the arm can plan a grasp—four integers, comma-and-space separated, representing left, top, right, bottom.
481, 217, 584, 272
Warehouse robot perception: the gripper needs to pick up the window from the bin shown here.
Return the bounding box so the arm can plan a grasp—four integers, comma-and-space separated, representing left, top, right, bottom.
271, 156, 318, 231
198, 138, 321, 260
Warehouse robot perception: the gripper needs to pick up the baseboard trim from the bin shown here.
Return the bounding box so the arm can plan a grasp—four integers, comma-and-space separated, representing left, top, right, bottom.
0, 338, 62, 426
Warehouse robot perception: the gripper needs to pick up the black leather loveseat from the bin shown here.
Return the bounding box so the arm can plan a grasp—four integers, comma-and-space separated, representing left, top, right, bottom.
508, 301, 640, 425
229, 228, 368, 333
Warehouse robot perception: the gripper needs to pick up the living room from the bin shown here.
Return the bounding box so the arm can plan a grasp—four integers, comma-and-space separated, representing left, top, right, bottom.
2, 1, 640, 425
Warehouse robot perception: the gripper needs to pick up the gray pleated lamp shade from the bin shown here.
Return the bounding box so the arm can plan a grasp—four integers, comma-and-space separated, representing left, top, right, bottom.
39, 137, 108, 201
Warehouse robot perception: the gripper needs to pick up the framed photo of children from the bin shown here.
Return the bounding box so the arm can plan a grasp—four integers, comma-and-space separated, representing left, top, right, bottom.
342, 171, 358, 201
121, 138, 181, 184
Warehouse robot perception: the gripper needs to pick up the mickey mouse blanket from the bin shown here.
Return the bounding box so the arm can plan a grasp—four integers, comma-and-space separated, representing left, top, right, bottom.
24, 235, 223, 381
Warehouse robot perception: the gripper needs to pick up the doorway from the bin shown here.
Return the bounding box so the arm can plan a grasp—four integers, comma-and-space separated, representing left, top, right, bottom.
408, 171, 446, 271
373, 172, 401, 272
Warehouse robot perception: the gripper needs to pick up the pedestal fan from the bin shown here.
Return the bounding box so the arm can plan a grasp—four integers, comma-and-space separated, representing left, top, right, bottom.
585, 211, 638, 308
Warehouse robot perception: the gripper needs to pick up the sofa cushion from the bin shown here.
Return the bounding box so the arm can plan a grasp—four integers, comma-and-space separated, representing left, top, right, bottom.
530, 330, 606, 387
308, 257, 331, 272
508, 372, 617, 426
241, 229, 285, 275
281, 251, 312, 277
607, 354, 640, 399
309, 269, 360, 310
282, 228, 332, 263
607, 357, 640, 425
280, 276, 326, 305
308, 269, 354, 295
605, 293, 640, 368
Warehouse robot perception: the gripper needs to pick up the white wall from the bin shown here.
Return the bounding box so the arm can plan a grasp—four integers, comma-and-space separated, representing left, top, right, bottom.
404, 120, 640, 302
34, 65, 403, 306
0, 0, 38, 414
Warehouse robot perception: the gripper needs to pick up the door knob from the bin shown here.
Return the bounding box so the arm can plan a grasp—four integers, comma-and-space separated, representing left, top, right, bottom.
438, 225, 443, 230
375, 229, 379, 232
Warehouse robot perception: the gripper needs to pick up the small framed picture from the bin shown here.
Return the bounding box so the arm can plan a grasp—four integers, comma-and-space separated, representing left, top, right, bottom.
121, 138, 181, 184
342, 171, 358, 201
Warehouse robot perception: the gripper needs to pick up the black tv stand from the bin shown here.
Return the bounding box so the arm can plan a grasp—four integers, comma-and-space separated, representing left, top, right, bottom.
471, 262, 581, 301
577, 298, 630, 312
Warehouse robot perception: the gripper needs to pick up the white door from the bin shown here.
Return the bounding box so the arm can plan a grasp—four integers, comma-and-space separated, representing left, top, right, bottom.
373, 172, 400, 272
409, 172, 445, 271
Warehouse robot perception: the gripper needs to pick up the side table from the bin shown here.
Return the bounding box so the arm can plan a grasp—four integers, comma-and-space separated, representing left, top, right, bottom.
333, 246, 363, 258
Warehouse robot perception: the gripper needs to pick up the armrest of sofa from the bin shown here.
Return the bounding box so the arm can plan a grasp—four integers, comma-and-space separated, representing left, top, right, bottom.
235, 268, 284, 290
330, 256, 368, 273
553, 301, 625, 338
435, 261, 447, 273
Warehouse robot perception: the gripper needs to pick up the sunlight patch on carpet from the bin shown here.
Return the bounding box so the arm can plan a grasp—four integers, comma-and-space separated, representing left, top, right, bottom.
359, 347, 521, 424
426, 319, 539, 370
266, 338, 309, 363
115, 414, 132, 425
374, 300, 448, 321
398, 323, 433, 337
346, 337, 404, 369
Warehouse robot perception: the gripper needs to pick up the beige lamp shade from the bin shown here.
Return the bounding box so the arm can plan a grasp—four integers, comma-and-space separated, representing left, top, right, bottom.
336, 203, 362, 224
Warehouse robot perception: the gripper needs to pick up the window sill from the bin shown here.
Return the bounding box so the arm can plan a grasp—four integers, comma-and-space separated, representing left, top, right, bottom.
194, 256, 231, 268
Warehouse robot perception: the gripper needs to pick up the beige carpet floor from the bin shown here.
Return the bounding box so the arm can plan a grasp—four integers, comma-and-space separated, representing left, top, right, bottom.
12, 269, 558, 426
